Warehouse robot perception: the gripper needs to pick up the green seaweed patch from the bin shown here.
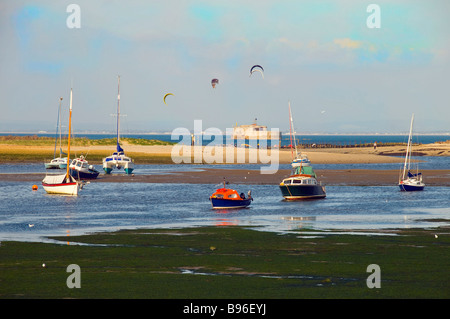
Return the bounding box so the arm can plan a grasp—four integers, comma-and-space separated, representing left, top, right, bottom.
0, 226, 448, 298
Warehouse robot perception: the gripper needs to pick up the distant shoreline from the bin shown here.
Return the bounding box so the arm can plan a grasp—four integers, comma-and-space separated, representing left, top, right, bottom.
1, 131, 449, 136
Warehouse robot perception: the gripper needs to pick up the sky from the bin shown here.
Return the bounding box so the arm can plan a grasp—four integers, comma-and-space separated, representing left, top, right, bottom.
0, 0, 449, 134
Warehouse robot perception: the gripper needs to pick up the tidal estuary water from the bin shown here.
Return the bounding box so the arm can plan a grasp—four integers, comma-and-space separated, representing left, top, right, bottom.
0, 161, 449, 243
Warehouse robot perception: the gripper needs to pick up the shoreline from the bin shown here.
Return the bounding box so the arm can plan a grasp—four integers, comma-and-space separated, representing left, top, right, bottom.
2, 168, 450, 186
0, 141, 449, 165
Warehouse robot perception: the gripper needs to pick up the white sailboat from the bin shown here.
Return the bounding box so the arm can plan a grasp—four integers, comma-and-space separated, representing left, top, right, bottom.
45, 97, 67, 169
288, 101, 310, 167
42, 89, 83, 196
102, 75, 134, 174
398, 113, 425, 191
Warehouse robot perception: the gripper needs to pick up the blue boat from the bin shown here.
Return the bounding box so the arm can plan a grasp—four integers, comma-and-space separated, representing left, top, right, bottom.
210, 181, 253, 209
69, 155, 100, 180
279, 165, 326, 200
399, 172, 424, 191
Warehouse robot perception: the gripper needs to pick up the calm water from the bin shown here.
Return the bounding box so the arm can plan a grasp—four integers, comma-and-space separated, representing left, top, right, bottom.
0, 175, 448, 243
0, 135, 449, 243
0, 155, 449, 174
2, 133, 449, 147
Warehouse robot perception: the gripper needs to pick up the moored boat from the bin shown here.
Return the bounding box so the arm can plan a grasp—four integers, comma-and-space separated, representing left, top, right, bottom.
280, 101, 325, 200
102, 75, 134, 175
42, 88, 84, 196
42, 174, 81, 196
210, 180, 253, 209
45, 157, 67, 170
279, 165, 326, 200
70, 155, 100, 180
398, 113, 425, 191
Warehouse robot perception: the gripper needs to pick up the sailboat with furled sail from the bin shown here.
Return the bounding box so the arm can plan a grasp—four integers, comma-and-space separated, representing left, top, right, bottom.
45, 97, 67, 169
102, 75, 134, 174
42, 89, 83, 196
288, 101, 311, 167
279, 101, 326, 200
398, 113, 425, 191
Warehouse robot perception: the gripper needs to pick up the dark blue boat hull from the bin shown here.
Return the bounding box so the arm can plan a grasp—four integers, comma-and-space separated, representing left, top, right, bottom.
399, 184, 424, 191
279, 184, 326, 200
210, 198, 252, 209
70, 169, 99, 180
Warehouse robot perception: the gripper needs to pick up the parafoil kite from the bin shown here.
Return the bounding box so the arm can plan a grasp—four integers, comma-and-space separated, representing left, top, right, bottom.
211, 78, 219, 88
163, 93, 174, 105
250, 65, 264, 79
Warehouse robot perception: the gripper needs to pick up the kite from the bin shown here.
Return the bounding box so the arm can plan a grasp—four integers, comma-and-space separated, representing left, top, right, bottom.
249, 65, 264, 79
163, 93, 174, 105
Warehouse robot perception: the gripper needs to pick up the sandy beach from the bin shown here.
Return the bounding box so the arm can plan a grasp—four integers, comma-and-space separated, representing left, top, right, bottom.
1, 140, 449, 164
1, 141, 449, 186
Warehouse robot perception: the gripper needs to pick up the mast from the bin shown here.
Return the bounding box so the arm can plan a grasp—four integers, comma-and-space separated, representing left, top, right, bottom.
58, 97, 63, 157
402, 113, 414, 180
53, 98, 60, 159
288, 101, 299, 159
65, 89, 73, 180
116, 75, 121, 152
289, 101, 293, 160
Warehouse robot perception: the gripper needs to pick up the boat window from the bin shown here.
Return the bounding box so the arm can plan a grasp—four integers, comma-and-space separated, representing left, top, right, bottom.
293, 179, 302, 184
228, 193, 238, 198
214, 194, 223, 199
82, 163, 88, 168
76, 162, 82, 167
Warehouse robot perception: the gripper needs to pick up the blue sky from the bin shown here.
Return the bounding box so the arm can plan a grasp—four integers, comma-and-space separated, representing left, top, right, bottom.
0, 0, 449, 134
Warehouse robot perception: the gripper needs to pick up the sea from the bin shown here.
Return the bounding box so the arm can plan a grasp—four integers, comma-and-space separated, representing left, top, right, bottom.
2, 132, 449, 147
0, 133, 449, 243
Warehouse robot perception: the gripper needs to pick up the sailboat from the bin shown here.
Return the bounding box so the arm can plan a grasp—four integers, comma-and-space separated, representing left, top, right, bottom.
102, 75, 134, 175
288, 101, 310, 167
279, 101, 325, 200
45, 97, 67, 169
398, 113, 425, 191
42, 89, 83, 196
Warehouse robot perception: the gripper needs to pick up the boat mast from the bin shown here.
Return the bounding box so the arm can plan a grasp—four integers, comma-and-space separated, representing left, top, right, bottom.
65, 89, 73, 180
288, 101, 293, 160
53, 98, 62, 159
402, 113, 414, 180
116, 75, 121, 152
58, 97, 63, 157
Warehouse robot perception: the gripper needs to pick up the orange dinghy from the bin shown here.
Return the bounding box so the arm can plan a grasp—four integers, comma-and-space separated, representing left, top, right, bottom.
210, 180, 253, 209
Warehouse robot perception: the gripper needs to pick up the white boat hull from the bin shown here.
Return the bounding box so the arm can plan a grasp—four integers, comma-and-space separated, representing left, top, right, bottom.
42, 174, 80, 196
102, 155, 134, 174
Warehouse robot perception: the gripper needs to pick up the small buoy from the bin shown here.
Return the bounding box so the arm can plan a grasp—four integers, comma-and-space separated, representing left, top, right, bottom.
32, 185, 38, 190
28, 224, 34, 228
42, 263, 46, 268
435, 234, 438, 238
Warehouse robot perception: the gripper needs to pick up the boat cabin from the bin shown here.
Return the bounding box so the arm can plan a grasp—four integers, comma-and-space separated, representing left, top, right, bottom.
210, 188, 248, 200
282, 177, 318, 185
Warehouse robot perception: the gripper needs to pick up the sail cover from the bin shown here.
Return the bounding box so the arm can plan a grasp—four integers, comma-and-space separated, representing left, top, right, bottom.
117, 142, 124, 153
